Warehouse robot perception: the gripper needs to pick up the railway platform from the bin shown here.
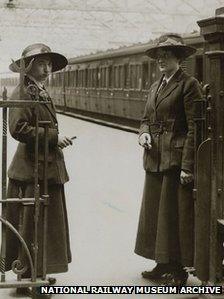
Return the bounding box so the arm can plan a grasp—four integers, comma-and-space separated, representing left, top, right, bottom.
1, 114, 200, 299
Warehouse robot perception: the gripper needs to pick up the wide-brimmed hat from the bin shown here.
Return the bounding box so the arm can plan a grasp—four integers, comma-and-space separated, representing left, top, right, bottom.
9, 43, 68, 73
145, 33, 196, 59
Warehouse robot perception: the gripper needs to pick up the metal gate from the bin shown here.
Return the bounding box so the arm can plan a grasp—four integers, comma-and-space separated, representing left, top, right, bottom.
194, 7, 224, 287
0, 59, 53, 297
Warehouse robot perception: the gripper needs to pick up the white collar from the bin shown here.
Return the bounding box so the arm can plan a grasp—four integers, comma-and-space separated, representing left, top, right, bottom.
164, 67, 180, 83
27, 74, 45, 91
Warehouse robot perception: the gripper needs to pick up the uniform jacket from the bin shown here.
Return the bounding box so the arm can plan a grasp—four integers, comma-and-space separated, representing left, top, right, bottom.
8, 76, 69, 184
140, 68, 202, 173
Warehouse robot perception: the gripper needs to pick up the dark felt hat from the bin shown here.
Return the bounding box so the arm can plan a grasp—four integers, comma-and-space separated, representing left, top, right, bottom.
9, 43, 68, 73
145, 33, 196, 59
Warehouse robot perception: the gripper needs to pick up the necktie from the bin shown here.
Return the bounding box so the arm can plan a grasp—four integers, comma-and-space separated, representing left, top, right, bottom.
155, 79, 167, 105
157, 79, 167, 96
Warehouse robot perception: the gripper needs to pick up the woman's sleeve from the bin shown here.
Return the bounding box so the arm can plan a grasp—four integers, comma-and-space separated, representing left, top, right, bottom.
9, 88, 58, 147
182, 77, 202, 173
139, 95, 150, 136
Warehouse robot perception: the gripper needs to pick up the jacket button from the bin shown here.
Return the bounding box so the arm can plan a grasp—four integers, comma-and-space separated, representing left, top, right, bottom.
55, 123, 58, 127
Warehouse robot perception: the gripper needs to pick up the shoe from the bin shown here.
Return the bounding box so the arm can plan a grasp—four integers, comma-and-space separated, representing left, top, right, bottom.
32, 287, 52, 298
16, 287, 32, 296
48, 277, 56, 285
166, 268, 188, 286
142, 263, 170, 279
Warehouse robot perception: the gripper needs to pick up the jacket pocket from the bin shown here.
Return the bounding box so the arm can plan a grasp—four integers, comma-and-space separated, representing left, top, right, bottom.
173, 136, 186, 148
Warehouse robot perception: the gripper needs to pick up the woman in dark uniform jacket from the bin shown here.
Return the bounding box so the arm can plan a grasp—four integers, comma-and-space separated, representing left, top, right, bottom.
5, 44, 73, 293
135, 34, 202, 285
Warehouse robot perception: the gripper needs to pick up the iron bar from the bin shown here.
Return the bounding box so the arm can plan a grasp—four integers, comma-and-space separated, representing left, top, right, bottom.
0, 278, 49, 288
0, 198, 44, 203
0, 100, 49, 108
42, 122, 50, 280
0, 87, 7, 282
0, 217, 34, 280
33, 96, 40, 283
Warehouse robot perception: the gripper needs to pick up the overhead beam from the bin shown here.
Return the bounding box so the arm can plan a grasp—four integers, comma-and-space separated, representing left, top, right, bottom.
0, 5, 206, 16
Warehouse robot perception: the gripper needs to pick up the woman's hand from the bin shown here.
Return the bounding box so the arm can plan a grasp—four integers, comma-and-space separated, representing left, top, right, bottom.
138, 133, 152, 149
180, 170, 194, 185
58, 135, 73, 149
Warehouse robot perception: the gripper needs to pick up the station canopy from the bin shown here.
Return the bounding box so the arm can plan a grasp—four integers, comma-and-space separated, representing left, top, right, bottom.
0, 0, 223, 73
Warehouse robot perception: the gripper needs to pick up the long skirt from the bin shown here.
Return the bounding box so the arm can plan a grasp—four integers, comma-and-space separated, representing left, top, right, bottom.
135, 169, 194, 266
5, 179, 71, 277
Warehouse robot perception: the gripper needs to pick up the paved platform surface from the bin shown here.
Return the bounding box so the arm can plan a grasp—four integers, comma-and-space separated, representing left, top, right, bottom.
0, 115, 200, 299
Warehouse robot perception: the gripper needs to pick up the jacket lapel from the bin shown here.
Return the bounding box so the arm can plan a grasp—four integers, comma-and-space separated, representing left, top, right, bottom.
25, 76, 57, 122
150, 77, 163, 110
156, 68, 183, 108
42, 88, 57, 122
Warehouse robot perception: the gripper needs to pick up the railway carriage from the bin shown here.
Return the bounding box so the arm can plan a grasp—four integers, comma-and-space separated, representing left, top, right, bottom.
44, 32, 206, 128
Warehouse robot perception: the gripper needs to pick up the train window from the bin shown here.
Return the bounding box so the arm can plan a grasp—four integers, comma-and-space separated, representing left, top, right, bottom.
100, 67, 107, 88
69, 71, 75, 87
51, 74, 54, 86
54, 74, 57, 86
76, 70, 79, 87
114, 66, 118, 88
80, 70, 85, 87
67, 71, 70, 87
137, 65, 141, 89
56, 73, 59, 86
105, 68, 108, 87
108, 66, 112, 88
120, 65, 125, 88
149, 60, 157, 86
86, 69, 91, 87
64, 71, 69, 86
82, 70, 85, 87
85, 69, 88, 87
130, 65, 134, 88
142, 62, 149, 89
97, 68, 100, 88
59, 73, 63, 86
130, 64, 141, 89
78, 70, 83, 87
115, 66, 119, 88
56, 73, 58, 86
80, 70, 82, 87
103, 67, 107, 88
99, 67, 103, 88
57, 73, 60, 86
55, 74, 58, 86
92, 69, 95, 88
73, 70, 77, 87
88, 69, 92, 87
100, 68, 102, 88
92, 68, 99, 88
113, 65, 124, 89
102, 67, 105, 88
124, 64, 128, 88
